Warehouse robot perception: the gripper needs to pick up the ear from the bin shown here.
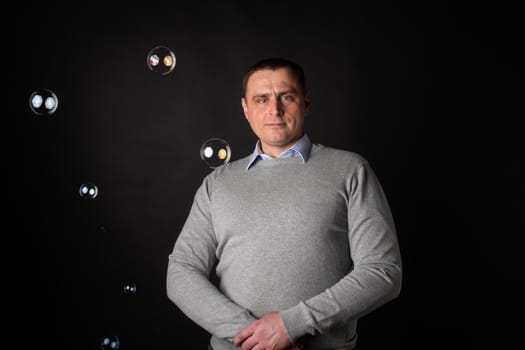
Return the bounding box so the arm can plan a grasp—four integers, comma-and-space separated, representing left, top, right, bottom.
304, 94, 310, 115
241, 97, 249, 120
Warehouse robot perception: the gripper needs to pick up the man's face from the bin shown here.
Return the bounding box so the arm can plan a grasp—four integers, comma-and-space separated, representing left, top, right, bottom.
241, 68, 309, 156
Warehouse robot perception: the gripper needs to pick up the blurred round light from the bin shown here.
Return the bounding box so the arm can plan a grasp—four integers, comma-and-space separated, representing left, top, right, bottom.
200, 138, 231, 168
101, 335, 120, 350
79, 183, 99, 199
146, 46, 176, 75
29, 88, 59, 115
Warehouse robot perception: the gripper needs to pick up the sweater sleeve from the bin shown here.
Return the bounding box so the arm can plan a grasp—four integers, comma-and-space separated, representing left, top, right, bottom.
280, 161, 402, 342
166, 175, 257, 340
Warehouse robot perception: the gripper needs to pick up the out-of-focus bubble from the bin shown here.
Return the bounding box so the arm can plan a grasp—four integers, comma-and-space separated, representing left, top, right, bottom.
79, 183, 99, 199
147, 46, 176, 75
123, 283, 137, 294
100, 335, 120, 350
200, 138, 231, 168
29, 88, 58, 115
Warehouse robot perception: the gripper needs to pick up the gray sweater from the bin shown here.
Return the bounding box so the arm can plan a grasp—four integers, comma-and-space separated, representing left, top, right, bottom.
167, 145, 402, 350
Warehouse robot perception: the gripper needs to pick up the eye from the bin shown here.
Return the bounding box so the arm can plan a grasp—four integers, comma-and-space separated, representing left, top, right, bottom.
281, 94, 295, 102
256, 97, 267, 104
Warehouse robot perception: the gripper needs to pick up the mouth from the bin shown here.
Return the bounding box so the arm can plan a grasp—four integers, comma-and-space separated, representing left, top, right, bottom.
265, 123, 286, 127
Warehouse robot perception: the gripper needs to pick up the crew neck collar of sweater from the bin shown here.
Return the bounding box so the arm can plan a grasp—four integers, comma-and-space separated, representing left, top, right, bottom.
245, 133, 315, 171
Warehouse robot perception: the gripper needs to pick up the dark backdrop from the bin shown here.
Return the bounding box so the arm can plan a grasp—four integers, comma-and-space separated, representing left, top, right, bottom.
8, 2, 521, 349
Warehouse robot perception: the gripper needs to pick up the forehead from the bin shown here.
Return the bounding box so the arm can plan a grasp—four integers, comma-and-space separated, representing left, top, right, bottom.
245, 68, 299, 94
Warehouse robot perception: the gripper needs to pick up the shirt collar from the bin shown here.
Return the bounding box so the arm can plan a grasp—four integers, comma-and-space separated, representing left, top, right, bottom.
245, 134, 313, 171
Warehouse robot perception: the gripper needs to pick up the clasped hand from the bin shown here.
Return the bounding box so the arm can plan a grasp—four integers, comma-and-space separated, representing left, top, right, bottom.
232, 312, 302, 350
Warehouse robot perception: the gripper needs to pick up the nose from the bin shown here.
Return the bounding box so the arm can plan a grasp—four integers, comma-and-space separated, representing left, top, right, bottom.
269, 98, 284, 116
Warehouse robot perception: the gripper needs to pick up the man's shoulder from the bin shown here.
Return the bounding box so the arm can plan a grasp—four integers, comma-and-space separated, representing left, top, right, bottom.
206, 154, 252, 181
313, 144, 368, 166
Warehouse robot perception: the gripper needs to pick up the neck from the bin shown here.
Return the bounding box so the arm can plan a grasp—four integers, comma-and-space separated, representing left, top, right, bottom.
260, 137, 302, 158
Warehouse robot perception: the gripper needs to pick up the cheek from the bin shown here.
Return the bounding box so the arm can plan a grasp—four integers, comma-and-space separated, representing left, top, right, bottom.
251, 112, 265, 124
288, 112, 304, 124
247, 115, 262, 129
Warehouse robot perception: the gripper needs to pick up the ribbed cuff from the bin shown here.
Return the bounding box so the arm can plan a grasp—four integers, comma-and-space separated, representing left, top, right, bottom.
279, 303, 308, 343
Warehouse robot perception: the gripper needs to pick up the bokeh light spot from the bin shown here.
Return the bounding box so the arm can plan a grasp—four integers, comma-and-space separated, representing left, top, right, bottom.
147, 46, 176, 75
29, 88, 58, 115
79, 183, 99, 199
200, 138, 231, 168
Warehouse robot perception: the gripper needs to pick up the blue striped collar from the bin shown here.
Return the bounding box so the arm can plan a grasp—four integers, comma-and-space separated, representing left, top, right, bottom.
245, 134, 313, 171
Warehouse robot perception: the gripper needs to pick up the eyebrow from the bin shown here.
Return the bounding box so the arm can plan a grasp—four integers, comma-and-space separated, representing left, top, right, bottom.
250, 88, 299, 101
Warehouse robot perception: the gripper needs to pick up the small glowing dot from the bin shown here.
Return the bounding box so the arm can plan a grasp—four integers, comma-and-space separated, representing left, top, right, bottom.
203, 146, 213, 158
31, 94, 43, 108
163, 55, 173, 67
44, 96, 56, 110
149, 54, 159, 67
217, 148, 227, 160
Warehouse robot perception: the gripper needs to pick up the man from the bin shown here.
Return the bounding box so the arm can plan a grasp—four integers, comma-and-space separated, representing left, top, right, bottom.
167, 57, 402, 350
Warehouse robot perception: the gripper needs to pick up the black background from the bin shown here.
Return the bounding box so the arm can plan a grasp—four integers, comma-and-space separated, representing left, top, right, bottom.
8, 2, 522, 349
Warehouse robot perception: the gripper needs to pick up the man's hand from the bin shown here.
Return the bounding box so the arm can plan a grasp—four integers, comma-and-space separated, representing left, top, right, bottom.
233, 312, 299, 350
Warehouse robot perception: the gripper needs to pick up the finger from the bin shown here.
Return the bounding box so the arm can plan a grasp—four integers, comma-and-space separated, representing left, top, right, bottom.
250, 342, 266, 350
241, 335, 258, 350
233, 324, 255, 347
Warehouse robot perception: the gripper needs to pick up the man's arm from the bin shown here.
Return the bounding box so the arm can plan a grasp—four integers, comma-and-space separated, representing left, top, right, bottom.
167, 176, 257, 340
280, 161, 402, 341
235, 161, 402, 347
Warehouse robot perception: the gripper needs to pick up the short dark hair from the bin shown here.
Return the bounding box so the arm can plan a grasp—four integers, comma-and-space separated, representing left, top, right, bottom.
242, 57, 307, 97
